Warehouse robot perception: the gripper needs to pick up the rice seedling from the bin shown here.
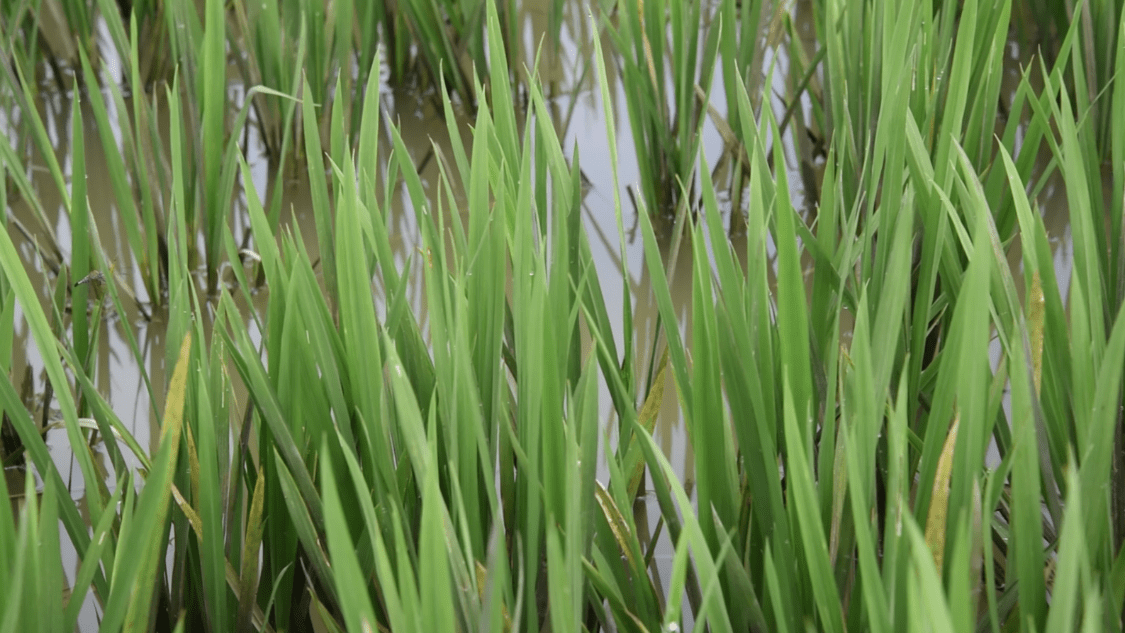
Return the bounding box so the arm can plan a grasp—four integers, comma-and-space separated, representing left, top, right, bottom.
227, 0, 364, 160
0, 0, 97, 92
381, 0, 510, 103
0, 0, 52, 92
601, 0, 721, 217
718, 0, 766, 134
1018, 0, 1120, 153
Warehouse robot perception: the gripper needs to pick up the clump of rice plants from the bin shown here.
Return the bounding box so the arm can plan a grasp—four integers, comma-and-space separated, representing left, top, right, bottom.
0, 0, 95, 90
381, 0, 519, 103
2, 0, 1125, 631
601, 0, 721, 218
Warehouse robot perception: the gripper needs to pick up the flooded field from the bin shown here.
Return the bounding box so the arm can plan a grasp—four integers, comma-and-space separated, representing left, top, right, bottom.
2, 0, 1116, 631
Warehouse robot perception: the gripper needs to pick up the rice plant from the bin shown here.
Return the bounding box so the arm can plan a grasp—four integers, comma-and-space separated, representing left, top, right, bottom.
0, 0, 95, 90
601, 0, 721, 217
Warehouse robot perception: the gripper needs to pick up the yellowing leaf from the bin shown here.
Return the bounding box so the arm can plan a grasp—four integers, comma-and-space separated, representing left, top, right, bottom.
925, 409, 960, 573
626, 347, 669, 499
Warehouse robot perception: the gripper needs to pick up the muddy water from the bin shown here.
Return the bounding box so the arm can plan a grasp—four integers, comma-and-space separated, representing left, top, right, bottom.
2, 0, 1080, 627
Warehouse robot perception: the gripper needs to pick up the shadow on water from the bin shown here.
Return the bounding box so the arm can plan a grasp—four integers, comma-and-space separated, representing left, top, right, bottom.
1, 0, 1082, 627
